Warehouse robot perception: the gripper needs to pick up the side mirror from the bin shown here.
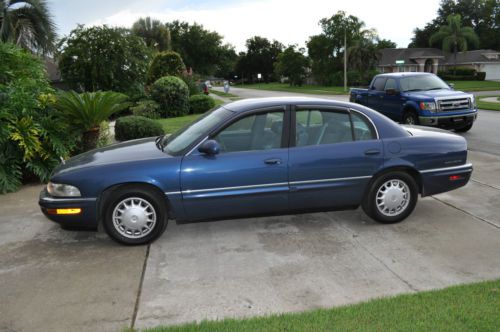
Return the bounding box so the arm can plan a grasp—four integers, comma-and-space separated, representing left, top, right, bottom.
448, 83, 455, 89
385, 88, 398, 95
198, 139, 220, 155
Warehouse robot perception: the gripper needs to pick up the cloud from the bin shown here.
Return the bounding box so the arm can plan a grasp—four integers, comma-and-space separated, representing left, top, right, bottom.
87, 0, 441, 51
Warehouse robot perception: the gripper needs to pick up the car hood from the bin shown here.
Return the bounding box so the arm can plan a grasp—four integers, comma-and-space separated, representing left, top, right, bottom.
53, 137, 170, 176
403, 89, 472, 100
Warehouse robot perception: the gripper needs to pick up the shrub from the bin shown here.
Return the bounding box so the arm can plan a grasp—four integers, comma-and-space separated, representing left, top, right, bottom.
438, 67, 477, 81
147, 51, 186, 84
131, 100, 161, 119
54, 91, 129, 151
189, 95, 216, 114
476, 72, 486, 81
149, 76, 189, 117
114, 116, 164, 141
0, 43, 77, 194
181, 74, 201, 96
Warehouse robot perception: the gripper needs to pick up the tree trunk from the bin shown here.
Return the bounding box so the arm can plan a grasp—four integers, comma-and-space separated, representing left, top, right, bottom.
82, 127, 100, 151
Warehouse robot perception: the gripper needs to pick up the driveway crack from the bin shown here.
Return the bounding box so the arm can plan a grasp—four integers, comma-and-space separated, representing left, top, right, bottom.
131, 244, 150, 329
431, 196, 500, 229
470, 178, 500, 191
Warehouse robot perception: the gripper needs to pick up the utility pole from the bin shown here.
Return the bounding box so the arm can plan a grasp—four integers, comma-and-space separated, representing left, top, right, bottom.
344, 29, 347, 92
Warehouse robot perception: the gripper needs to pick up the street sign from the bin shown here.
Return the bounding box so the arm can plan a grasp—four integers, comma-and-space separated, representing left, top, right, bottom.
257, 73, 262, 79
395, 60, 405, 65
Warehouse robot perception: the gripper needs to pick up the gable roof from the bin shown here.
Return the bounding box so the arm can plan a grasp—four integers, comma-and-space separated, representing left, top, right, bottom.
442, 49, 500, 64
377, 48, 444, 66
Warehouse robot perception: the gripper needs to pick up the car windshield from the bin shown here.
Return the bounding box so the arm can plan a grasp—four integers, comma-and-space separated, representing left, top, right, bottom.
400, 75, 450, 92
162, 107, 232, 155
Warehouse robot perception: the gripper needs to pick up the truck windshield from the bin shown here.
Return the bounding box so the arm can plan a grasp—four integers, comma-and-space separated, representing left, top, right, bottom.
400, 75, 450, 92
162, 107, 232, 155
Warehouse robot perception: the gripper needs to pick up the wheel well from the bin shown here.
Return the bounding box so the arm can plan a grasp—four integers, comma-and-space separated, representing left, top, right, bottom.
97, 182, 169, 225
368, 167, 423, 195
402, 106, 418, 120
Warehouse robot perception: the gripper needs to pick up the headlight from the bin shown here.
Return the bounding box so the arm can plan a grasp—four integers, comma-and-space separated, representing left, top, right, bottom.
470, 96, 476, 109
47, 182, 81, 197
419, 101, 437, 112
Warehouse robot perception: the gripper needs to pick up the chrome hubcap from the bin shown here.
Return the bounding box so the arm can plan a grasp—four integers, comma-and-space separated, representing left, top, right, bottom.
405, 116, 415, 125
112, 197, 156, 239
376, 179, 410, 217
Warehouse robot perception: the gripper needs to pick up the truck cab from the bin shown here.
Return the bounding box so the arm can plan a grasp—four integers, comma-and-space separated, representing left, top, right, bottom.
349, 73, 478, 132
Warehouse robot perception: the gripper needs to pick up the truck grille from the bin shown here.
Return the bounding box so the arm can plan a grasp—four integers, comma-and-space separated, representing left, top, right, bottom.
437, 98, 470, 112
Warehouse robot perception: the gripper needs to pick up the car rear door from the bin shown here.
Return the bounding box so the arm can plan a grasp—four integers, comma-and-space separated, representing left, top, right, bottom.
180, 106, 290, 220
289, 105, 383, 210
366, 77, 387, 111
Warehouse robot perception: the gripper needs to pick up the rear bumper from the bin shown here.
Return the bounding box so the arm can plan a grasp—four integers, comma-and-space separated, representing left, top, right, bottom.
39, 189, 98, 229
420, 163, 473, 197
419, 111, 477, 129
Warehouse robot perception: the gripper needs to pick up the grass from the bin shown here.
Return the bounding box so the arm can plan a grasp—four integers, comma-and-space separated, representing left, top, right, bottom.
238, 83, 349, 95
209, 89, 239, 98
450, 80, 500, 91
143, 279, 499, 332
477, 95, 500, 111
154, 99, 225, 134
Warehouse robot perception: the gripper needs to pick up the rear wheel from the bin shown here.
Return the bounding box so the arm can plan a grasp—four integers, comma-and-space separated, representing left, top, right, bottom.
103, 186, 168, 245
455, 123, 473, 132
402, 111, 419, 125
362, 172, 418, 224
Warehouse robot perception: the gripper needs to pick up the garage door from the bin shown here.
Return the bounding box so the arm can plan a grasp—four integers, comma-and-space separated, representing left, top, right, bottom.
483, 64, 500, 80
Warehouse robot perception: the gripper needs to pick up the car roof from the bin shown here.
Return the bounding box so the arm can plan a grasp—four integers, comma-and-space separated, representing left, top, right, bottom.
375, 72, 434, 78
223, 97, 354, 113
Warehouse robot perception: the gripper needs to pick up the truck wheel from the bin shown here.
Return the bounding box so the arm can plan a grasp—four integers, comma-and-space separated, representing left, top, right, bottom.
402, 111, 419, 125
455, 123, 473, 132
362, 171, 418, 224
102, 186, 168, 245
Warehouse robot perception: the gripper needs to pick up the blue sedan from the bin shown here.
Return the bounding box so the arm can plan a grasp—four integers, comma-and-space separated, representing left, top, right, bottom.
39, 97, 472, 245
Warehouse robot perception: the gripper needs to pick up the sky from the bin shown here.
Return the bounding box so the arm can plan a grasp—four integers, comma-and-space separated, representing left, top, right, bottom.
49, 0, 441, 51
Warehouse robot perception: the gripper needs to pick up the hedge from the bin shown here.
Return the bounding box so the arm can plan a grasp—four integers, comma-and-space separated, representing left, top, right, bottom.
115, 115, 164, 141
189, 95, 216, 114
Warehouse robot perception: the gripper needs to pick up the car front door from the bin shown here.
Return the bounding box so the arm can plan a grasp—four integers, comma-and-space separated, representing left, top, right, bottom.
180, 107, 290, 220
289, 106, 383, 210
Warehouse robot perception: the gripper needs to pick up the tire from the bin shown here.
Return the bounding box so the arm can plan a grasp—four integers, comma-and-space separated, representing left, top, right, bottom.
402, 111, 419, 125
455, 123, 473, 132
102, 186, 168, 245
362, 171, 418, 224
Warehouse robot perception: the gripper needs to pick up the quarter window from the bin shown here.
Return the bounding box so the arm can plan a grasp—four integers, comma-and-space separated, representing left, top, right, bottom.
351, 112, 377, 140
214, 111, 284, 153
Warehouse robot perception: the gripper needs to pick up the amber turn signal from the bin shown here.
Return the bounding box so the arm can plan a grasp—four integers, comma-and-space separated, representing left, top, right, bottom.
47, 208, 82, 215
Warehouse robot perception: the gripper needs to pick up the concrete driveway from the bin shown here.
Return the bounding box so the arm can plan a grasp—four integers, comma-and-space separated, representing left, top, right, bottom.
1, 95, 500, 331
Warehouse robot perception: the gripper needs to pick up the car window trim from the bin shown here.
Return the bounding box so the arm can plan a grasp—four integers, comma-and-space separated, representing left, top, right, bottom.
186, 105, 288, 157
291, 105, 351, 148
348, 108, 380, 140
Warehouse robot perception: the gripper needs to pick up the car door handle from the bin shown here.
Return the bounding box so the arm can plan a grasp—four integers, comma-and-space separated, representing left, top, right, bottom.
364, 149, 381, 155
264, 158, 281, 165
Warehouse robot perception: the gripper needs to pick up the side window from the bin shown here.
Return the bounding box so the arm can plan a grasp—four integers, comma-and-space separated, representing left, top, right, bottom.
384, 78, 397, 91
296, 110, 354, 147
351, 112, 377, 141
372, 78, 387, 91
214, 111, 284, 153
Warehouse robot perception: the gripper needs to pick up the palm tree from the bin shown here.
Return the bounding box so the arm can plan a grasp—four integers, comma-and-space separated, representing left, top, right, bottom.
430, 14, 479, 74
131, 17, 171, 52
0, 0, 56, 53
55, 91, 129, 151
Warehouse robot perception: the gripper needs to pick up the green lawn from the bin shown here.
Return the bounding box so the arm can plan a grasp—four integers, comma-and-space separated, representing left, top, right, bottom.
477, 95, 500, 111
144, 279, 499, 332
239, 83, 348, 95
450, 80, 500, 91
209, 89, 239, 98
155, 114, 202, 134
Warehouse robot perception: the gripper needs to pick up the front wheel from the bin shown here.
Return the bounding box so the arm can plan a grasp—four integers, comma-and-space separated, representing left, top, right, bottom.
455, 123, 473, 132
402, 111, 419, 125
103, 186, 168, 245
362, 172, 418, 224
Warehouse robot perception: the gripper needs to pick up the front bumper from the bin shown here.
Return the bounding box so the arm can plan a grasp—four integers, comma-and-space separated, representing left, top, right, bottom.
420, 163, 473, 197
419, 111, 477, 129
39, 189, 99, 229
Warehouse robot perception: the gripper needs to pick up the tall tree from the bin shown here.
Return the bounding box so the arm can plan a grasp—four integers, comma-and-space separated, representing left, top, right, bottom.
57, 25, 151, 95
274, 45, 309, 86
0, 0, 56, 53
131, 17, 171, 52
376, 38, 397, 49
241, 36, 283, 82
430, 14, 479, 69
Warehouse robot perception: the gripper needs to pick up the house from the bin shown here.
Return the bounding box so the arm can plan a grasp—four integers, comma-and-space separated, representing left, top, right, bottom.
44, 57, 68, 90
377, 48, 500, 80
